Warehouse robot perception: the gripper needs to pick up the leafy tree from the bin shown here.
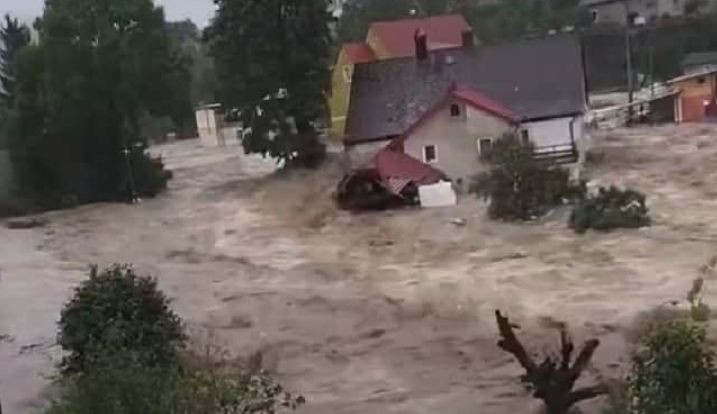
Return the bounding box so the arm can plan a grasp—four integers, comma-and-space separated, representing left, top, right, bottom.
58, 265, 185, 374
45, 350, 305, 414
569, 186, 651, 234
476, 134, 584, 221
205, 0, 331, 167
8, 0, 179, 207
604, 321, 717, 414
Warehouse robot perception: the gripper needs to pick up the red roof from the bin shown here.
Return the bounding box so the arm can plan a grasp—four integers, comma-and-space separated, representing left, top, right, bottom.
375, 149, 444, 188
342, 42, 376, 64
452, 84, 519, 123
369, 14, 471, 58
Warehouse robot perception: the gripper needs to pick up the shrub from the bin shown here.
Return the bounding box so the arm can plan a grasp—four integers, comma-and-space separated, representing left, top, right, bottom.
45, 352, 305, 414
476, 134, 585, 221
58, 265, 185, 374
627, 321, 717, 414
569, 186, 650, 234
129, 149, 173, 199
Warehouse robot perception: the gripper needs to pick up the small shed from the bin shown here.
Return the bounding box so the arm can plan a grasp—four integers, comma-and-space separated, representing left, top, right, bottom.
195, 103, 226, 147
667, 69, 717, 123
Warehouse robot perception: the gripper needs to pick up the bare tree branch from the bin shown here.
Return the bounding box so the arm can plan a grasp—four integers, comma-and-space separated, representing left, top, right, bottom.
568, 384, 610, 406
495, 310, 608, 414
495, 310, 537, 374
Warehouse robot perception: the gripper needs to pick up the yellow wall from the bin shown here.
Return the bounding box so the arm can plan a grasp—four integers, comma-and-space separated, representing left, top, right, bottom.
328, 49, 353, 138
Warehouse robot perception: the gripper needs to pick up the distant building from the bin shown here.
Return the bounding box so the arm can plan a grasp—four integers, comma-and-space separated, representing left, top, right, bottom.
681, 51, 717, 75
195, 104, 226, 147
329, 14, 472, 137
580, 0, 717, 25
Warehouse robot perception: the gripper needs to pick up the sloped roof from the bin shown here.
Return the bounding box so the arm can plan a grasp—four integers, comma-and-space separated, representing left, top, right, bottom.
681, 51, 717, 68
342, 42, 376, 64
369, 14, 471, 58
345, 34, 587, 143
375, 149, 445, 187
453, 84, 519, 122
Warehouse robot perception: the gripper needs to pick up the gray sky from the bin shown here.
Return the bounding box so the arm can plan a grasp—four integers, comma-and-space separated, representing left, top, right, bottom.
0, 0, 216, 27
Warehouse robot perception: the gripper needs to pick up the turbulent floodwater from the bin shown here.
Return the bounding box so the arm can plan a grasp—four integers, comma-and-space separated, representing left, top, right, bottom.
3, 126, 717, 413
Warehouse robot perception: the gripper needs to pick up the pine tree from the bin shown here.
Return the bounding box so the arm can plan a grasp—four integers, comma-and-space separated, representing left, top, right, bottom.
0, 14, 30, 107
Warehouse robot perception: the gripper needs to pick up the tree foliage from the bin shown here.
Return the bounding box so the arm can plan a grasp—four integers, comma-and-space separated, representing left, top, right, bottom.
569, 186, 651, 234
58, 265, 185, 374
8, 0, 180, 207
45, 354, 305, 414
476, 134, 584, 221
0, 14, 31, 147
604, 321, 717, 414
205, 0, 331, 167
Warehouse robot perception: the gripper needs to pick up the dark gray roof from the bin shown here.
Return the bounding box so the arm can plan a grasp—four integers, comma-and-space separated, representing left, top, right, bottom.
345, 34, 587, 143
681, 51, 717, 68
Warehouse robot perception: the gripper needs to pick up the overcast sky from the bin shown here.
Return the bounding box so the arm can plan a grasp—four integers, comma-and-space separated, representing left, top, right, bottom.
0, 0, 216, 27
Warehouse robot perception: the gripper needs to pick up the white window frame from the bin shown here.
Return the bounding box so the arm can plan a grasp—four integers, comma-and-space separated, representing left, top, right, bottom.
449, 103, 461, 117
477, 137, 494, 155
590, 9, 599, 23
520, 128, 530, 145
423, 144, 438, 164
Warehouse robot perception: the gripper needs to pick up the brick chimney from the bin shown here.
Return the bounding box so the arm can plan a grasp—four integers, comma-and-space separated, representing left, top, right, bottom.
415, 28, 428, 61
462, 28, 474, 49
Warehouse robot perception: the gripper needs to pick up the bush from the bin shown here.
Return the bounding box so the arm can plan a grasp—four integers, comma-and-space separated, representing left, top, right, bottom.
45, 352, 305, 414
624, 321, 717, 414
58, 265, 185, 374
129, 149, 173, 199
569, 186, 650, 234
476, 134, 585, 221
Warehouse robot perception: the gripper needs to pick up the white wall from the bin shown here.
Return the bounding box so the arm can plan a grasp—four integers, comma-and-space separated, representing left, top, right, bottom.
195, 108, 226, 147
403, 102, 513, 180
521, 115, 582, 152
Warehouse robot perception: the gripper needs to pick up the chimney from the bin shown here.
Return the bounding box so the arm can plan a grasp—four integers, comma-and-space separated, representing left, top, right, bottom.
414, 28, 428, 61
462, 28, 474, 49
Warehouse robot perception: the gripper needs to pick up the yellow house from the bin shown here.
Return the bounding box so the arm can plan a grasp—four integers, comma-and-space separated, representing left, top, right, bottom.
329, 14, 471, 138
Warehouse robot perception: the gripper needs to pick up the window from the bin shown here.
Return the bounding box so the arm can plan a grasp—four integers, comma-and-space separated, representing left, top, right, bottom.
590, 9, 599, 23
423, 145, 437, 163
342, 65, 352, 83
450, 103, 461, 117
520, 129, 530, 145
697, 76, 706, 84
478, 138, 493, 155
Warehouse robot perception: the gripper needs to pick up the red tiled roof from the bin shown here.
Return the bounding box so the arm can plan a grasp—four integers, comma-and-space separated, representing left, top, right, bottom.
369, 14, 470, 58
341, 42, 376, 64
375, 149, 444, 192
452, 84, 519, 123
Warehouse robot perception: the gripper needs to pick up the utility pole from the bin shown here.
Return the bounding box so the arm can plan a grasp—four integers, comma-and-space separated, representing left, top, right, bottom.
623, 0, 634, 123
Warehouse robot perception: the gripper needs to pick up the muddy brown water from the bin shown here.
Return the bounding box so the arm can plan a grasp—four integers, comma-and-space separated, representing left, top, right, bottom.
3, 126, 717, 413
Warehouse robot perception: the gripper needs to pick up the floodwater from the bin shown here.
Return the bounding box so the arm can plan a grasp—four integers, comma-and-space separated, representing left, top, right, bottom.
2, 124, 717, 413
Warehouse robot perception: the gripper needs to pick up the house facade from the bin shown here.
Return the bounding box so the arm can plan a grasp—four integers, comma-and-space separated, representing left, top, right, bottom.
344, 33, 588, 182
329, 15, 471, 137
668, 69, 717, 122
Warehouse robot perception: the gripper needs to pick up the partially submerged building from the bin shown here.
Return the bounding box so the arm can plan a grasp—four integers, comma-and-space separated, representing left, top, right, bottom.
343, 32, 589, 183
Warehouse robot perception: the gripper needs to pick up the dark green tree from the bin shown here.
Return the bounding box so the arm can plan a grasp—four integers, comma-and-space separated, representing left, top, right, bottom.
0, 15, 30, 147
8, 0, 178, 206
206, 0, 332, 167
0, 15, 30, 108
58, 265, 185, 374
